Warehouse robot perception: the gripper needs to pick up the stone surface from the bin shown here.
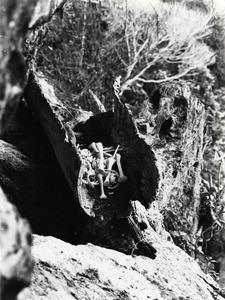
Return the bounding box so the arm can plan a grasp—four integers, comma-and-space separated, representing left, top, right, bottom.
18, 234, 223, 300
0, 187, 33, 300
0, 0, 37, 133
0, 0, 66, 133
0, 1, 68, 299
29, 0, 66, 28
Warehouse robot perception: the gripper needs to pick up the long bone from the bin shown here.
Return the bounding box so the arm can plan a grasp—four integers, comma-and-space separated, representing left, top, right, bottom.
116, 153, 127, 183
103, 157, 116, 187
96, 142, 106, 175
95, 142, 108, 199
98, 173, 107, 199
89, 142, 99, 154
104, 145, 120, 187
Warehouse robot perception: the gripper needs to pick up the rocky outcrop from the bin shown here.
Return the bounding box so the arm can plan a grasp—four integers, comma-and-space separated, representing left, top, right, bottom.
0, 1, 67, 299
0, 0, 37, 133
18, 234, 224, 300
0, 0, 66, 134
29, 0, 66, 29
0, 188, 33, 300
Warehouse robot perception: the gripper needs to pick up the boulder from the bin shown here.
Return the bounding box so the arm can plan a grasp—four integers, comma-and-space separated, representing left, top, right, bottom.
18, 234, 223, 300
0, 187, 33, 300
0, 0, 37, 133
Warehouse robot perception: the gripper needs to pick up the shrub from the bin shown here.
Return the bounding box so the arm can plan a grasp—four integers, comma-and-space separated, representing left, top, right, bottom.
32, 0, 216, 109
105, 0, 215, 93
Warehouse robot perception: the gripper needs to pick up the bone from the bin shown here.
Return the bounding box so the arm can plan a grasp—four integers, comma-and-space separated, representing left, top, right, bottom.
80, 148, 90, 159
103, 145, 120, 186
89, 142, 99, 154
96, 142, 105, 172
104, 156, 116, 186
103, 145, 122, 157
86, 161, 98, 188
98, 173, 107, 199
116, 153, 127, 183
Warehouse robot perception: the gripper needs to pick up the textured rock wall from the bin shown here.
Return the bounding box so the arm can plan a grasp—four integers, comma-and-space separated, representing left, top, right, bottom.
0, 0, 37, 133
0, 187, 33, 300
18, 234, 224, 300
0, 1, 67, 299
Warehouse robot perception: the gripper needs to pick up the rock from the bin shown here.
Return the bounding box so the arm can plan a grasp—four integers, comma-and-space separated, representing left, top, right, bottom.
29, 0, 66, 29
18, 234, 223, 300
0, 2, 71, 299
0, 187, 33, 300
0, 0, 66, 134
0, 0, 37, 133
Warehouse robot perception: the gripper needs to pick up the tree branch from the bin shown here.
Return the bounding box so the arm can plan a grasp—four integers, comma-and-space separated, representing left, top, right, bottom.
137, 67, 196, 83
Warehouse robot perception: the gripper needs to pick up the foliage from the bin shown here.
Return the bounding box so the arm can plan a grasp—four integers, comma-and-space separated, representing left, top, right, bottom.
105, 0, 215, 93
32, 0, 216, 110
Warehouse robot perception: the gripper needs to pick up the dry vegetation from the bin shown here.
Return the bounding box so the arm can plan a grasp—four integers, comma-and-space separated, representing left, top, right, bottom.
28, 0, 215, 106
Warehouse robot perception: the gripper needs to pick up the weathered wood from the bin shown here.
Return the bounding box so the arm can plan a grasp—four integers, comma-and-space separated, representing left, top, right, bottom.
24, 70, 159, 258
24, 71, 129, 219
24, 72, 92, 215
112, 94, 159, 207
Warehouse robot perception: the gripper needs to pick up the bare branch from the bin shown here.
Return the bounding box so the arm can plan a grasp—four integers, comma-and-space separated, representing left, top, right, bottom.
125, 37, 150, 80
125, 26, 131, 63
115, 48, 128, 67
137, 67, 196, 84
121, 56, 160, 92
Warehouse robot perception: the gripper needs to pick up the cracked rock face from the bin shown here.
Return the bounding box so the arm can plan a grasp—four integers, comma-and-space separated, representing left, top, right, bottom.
0, 187, 33, 300
18, 234, 223, 300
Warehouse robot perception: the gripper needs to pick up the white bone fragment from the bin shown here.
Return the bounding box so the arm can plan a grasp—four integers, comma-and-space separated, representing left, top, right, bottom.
89, 142, 99, 154
96, 142, 106, 174
86, 161, 98, 188
104, 157, 116, 186
98, 173, 107, 199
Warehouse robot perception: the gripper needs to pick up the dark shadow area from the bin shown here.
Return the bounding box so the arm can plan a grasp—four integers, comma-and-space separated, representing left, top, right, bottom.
159, 117, 173, 139
149, 89, 161, 110
173, 96, 188, 109
0, 97, 158, 260
0, 101, 89, 244
74, 111, 114, 147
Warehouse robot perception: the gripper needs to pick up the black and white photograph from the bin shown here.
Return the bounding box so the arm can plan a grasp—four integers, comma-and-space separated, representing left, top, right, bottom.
0, 0, 225, 299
